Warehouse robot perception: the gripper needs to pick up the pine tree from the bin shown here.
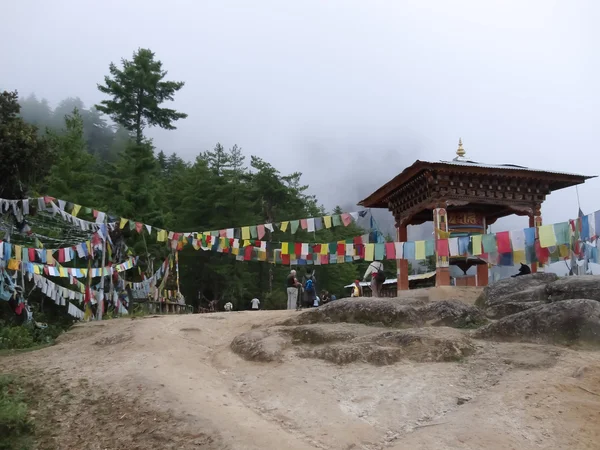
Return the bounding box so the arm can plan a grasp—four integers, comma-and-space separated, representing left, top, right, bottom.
0, 91, 54, 198
96, 48, 187, 144
43, 109, 98, 204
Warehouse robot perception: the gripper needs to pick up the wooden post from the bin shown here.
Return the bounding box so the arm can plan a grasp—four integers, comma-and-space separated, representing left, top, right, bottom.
397, 225, 409, 291
433, 207, 451, 287
476, 263, 489, 286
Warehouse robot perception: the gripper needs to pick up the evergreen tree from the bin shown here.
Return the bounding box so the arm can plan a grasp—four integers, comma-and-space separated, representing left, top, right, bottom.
43, 109, 98, 204
0, 91, 54, 198
96, 48, 188, 144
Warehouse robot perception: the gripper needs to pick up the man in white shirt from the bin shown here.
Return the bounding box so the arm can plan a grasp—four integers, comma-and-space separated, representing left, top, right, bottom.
250, 298, 260, 310
363, 261, 385, 298
224, 301, 233, 312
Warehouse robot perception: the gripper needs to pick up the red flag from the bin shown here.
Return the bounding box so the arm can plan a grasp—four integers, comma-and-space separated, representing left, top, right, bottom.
535, 241, 549, 264
353, 236, 363, 245
341, 213, 352, 226
313, 244, 321, 254
93, 209, 99, 218
257, 224, 266, 240
136, 222, 143, 233
244, 246, 253, 261
436, 239, 449, 257
300, 219, 308, 230
495, 231, 511, 254
58, 248, 65, 263
294, 243, 302, 256
28, 249, 36, 262
337, 243, 345, 255
385, 242, 396, 259
281, 254, 290, 265
320, 255, 329, 265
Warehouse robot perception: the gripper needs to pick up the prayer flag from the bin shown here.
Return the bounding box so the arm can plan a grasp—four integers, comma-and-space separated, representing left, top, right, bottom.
538, 225, 557, 248
425, 240, 435, 257
290, 220, 300, 234
281, 243, 289, 255
323, 216, 332, 229
72, 204, 81, 217
436, 239, 449, 257
320, 244, 328, 255
415, 241, 425, 260
448, 238, 459, 256
553, 222, 570, 246
119, 218, 128, 229
496, 231, 511, 254
374, 243, 385, 261
280, 221, 289, 232
394, 242, 403, 259
307, 218, 315, 233
385, 242, 396, 259
472, 235, 482, 256
241, 227, 250, 240
510, 229, 525, 251
250, 225, 258, 239
314, 217, 323, 231
403, 242, 415, 260
341, 213, 352, 226
365, 244, 375, 261
346, 244, 354, 257
482, 234, 497, 253
135, 222, 143, 233
257, 224, 266, 240
300, 219, 308, 230
332, 215, 342, 227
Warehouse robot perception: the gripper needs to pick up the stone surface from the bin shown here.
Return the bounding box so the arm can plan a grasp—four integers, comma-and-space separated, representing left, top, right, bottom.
230, 330, 289, 362
546, 275, 600, 303
475, 273, 557, 309
472, 299, 600, 344
417, 300, 487, 328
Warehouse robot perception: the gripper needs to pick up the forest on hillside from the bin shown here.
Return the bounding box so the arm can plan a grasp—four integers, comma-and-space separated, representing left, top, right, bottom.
1, 48, 420, 334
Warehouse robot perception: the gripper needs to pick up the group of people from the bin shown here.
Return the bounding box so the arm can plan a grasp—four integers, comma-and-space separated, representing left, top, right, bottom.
286, 269, 334, 310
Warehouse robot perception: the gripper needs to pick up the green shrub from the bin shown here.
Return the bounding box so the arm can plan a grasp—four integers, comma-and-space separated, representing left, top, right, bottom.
0, 328, 34, 350
0, 374, 32, 450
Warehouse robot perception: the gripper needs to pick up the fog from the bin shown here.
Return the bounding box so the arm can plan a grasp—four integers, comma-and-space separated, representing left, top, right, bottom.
2, 0, 598, 237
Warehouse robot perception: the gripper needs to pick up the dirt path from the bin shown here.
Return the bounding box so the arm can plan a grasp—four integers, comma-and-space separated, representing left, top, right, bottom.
2, 310, 600, 450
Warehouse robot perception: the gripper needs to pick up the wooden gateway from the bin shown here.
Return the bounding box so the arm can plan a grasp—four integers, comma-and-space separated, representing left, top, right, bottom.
358, 139, 593, 290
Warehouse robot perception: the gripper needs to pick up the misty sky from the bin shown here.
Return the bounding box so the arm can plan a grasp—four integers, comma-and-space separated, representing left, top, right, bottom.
2, 0, 599, 237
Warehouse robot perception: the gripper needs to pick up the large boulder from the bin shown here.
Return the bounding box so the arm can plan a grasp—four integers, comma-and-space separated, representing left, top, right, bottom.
417, 300, 487, 328
285, 298, 423, 328
475, 273, 557, 308
546, 275, 600, 303
472, 299, 600, 344
475, 273, 557, 318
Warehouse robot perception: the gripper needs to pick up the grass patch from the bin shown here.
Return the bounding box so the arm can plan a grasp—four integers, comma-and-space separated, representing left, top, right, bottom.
0, 374, 33, 450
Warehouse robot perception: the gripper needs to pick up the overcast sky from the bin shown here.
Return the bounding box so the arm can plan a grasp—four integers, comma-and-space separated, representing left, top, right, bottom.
2, 0, 598, 236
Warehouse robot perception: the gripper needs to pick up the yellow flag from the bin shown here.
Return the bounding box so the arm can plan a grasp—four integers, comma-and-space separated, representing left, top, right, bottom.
280, 222, 289, 232
538, 225, 557, 248
232, 247, 239, 256
7, 259, 19, 271
243, 240, 251, 247
81, 268, 88, 277
513, 250, 526, 264
320, 244, 329, 255
365, 243, 375, 261
46, 250, 55, 265
258, 251, 267, 261
157, 230, 167, 242
415, 240, 426, 260
59, 267, 68, 277
241, 227, 250, 240
72, 204, 81, 217
559, 244, 570, 259
33, 265, 41, 275
119, 218, 129, 229
472, 235, 482, 256
324, 216, 332, 229
15, 245, 22, 261
282, 242, 289, 255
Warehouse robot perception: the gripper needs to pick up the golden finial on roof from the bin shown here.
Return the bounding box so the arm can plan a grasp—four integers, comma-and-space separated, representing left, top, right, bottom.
456, 138, 466, 158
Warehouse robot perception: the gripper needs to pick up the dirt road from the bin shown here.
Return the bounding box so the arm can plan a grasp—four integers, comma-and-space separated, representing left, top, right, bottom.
2, 310, 600, 450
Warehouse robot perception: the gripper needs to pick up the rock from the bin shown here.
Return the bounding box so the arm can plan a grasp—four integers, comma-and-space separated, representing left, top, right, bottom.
546, 276, 600, 303
475, 273, 557, 309
287, 298, 423, 328
417, 300, 487, 328
472, 299, 600, 344
230, 330, 289, 362
300, 328, 476, 366
457, 396, 471, 405
485, 301, 546, 320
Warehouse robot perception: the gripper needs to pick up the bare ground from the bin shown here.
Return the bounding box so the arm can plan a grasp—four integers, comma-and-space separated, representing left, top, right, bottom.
1, 301, 600, 450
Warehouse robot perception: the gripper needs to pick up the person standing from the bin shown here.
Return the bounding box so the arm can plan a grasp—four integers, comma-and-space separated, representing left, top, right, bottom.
363, 261, 385, 297
351, 280, 363, 297
303, 270, 317, 308
286, 270, 300, 310
250, 297, 260, 310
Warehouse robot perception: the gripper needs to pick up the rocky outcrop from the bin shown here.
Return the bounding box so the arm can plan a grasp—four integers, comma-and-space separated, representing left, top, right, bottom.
475, 273, 558, 318
473, 299, 600, 344
230, 330, 289, 362
284, 298, 423, 328
418, 300, 487, 328
546, 276, 600, 303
